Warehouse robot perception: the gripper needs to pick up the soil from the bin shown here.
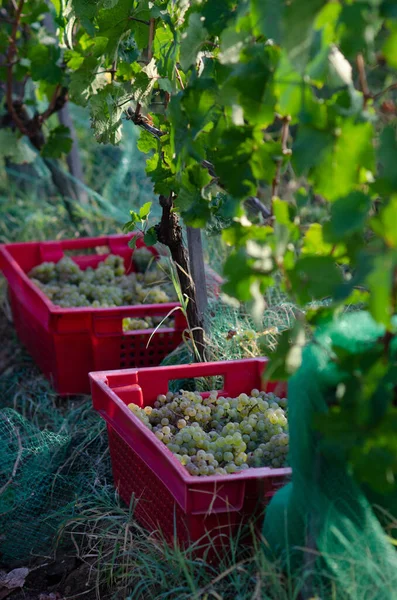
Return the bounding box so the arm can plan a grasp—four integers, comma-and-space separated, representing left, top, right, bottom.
3, 554, 102, 600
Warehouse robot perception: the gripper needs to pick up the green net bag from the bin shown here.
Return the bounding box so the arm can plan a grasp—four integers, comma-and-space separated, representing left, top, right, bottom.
263, 311, 397, 599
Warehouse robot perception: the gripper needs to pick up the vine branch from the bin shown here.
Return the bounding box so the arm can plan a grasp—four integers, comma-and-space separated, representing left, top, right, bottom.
6, 0, 28, 136
148, 18, 155, 62
271, 116, 291, 205
373, 82, 397, 101
39, 85, 68, 123
128, 16, 150, 26
356, 53, 370, 106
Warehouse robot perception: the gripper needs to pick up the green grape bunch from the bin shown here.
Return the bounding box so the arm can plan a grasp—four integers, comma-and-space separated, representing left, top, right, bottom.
28, 250, 178, 324
128, 388, 289, 476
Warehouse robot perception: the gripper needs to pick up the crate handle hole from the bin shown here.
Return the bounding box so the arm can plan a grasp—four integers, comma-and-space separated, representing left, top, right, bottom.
168, 375, 225, 394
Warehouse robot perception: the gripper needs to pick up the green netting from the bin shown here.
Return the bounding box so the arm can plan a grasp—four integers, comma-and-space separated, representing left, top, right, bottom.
263, 311, 397, 599
0, 355, 111, 564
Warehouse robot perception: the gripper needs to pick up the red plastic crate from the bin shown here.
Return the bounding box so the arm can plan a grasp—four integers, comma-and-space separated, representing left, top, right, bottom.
0, 234, 194, 395
90, 359, 291, 546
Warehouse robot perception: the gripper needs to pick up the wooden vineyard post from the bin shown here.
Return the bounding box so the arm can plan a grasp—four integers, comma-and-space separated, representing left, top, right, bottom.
187, 227, 208, 324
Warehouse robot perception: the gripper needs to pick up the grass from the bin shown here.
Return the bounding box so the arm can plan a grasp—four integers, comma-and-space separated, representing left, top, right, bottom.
57, 500, 298, 600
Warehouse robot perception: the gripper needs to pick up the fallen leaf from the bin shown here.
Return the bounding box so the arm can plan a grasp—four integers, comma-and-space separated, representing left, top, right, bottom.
0, 568, 29, 600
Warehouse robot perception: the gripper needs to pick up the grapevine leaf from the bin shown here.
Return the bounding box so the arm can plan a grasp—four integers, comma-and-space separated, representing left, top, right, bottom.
252, 0, 327, 69
64, 50, 85, 70
201, 0, 235, 36
69, 57, 106, 106
370, 197, 397, 249
89, 85, 128, 144
96, 0, 143, 54
222, 249, 258, 302
292, 127, 334, 174
144, 227, 158, 246
366, 254, 395, 328
301, 223, 334, 256
223, 44, 280, 126
324, 192, 371, 243
383, 26, 397, 68
70, 0, 97, 20
28, 44, 62, 83
288, 256, 344, 304
261, 322, 306, 381
41, 126, 73, 158
250, 141, 283, 185
377, 126, 397, 191
0, 131, 37, 165
180, 13, 208, 71
312, 120, 374, 201
137, 130, 158, 153
209, 126, 257, 199
128, 236, 138, 250
139, 202, 152, 220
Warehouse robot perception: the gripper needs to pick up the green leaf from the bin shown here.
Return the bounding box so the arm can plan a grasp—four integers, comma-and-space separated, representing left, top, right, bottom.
137, 130, 158, 154
64, 49, 85, 70
336, 3, 381, 60
158, 78, 173, 93
201, 0, 235, 36
122, 220, 135, 233
366, 254, 395, 328
378, 126, 397, 191
210, 126, 257, 199
370, 197, 397, 249
146, 150, 176, 196
252, 0, 327, 69
250, 141, 282, 184
262, 322, 306, 381
144, 227, 158, 246
175, 163, 212, 227
0, 131, 37, 165
293, 127, 334, 174
223, 44, 280, 127
28, 44, 62, 83
324, 192, 371, 243
219, 28, 248, 65
288, 256, 344, 304
383, 26, 397, 69
89, 85, 127, 144
222, 249, 258, 302
95, 0, 141, 54
128, 236, 138, 250
139, 202, 152, 220
275, 54, 314, 122
251, 0, 283, 43
180, 13, 208, 71
302, 223, 335, 256
71, 0, 98, 20
41, 126, 73, 158
130, 210, 140, 222
312, 120, 374, 201
69, 57, 105, 106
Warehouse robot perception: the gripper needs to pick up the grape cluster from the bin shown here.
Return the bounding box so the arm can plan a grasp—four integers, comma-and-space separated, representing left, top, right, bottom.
29, 249, 177, 326
128, 388, 289, 476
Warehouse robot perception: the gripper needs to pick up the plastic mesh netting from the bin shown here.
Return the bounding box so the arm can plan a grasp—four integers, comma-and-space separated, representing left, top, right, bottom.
0, 366, 111, 563
263, 311, 397, 600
